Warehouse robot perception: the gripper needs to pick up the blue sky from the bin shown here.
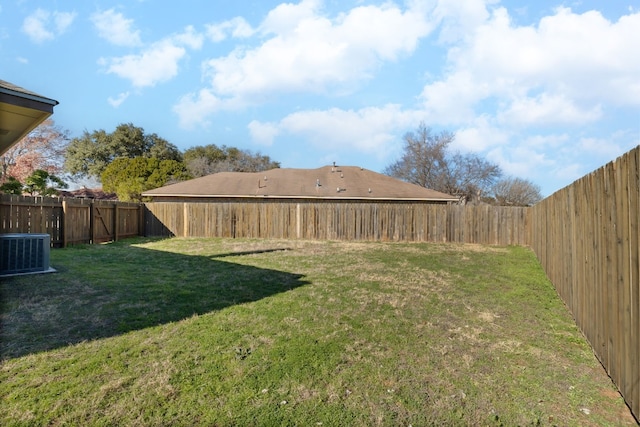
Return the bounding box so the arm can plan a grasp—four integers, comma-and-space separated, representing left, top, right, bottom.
1, 0, 638, 196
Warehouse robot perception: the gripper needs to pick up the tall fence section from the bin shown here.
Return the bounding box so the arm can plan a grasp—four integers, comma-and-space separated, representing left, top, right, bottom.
1, 146, 639, 420
145, 201, 528, 245
529, 146, 639, 420
0, 195, 142, 247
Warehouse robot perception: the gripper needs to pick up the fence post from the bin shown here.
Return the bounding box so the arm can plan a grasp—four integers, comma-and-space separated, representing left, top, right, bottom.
139, 203, 145, 237
62, 198, 68, 248
296, 203, 301, 239
90, 200, 95, 244
114, 202, 120, 242
181, 202, 186, 237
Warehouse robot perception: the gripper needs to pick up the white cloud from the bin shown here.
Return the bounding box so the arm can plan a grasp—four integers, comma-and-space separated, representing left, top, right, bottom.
432, 0, 498, 43
487, 144, 554, 181
206, 17, 254, 42
91, 9, 142, 47
577, 131, 638, 161
249, 104, 419, 158
454, 117, 510, 152
173, 89, 223, 129
414, 1, 640, 195
422, 6, 640, 130
54, 11, 76, 34
107, 92, 130, 108
247, 121, 280, 146
101, 41, 186, 88
413, 0, 640, 190
99, 27, 203, 88
175, 1, 433, 127
259, 0, 322, 36
498, 94, 603, 126
22, 9, 76, 43
420, 71, 490, 125
173, 25, 204, 50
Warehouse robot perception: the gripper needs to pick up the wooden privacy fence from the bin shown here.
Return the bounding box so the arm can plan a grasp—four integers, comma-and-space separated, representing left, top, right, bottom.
529, 145, 640, 420
0, 195, 143, 247
144, 200, 529, 246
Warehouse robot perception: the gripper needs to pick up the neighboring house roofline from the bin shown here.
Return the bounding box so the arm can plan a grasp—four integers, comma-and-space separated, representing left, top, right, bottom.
144, 193, 458, 202
142, 166, 459, 203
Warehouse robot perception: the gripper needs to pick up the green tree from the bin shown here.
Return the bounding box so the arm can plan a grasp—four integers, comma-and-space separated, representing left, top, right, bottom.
384, 123, 502, 203
23, 169, 68, 196
0, 176, 24, 195
101, 157, 190, 201
183, 144, 280, 177
64, 123, 182, 180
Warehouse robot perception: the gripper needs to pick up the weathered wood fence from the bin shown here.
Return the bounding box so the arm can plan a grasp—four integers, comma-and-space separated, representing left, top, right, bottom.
0, 195, 142, 247
144, 201, 529, 245
1, 196, 528, 246
529, 145, 640, 420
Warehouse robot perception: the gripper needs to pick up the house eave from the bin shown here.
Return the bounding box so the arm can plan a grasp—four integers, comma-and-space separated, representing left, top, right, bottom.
0, 86, 59, 107
0, 80, 59, 156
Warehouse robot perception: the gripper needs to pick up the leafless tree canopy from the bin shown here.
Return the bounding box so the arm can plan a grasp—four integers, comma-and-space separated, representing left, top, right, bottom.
1, 119, 69, 183
492, 177, 543, 206
384, 123, 502, 203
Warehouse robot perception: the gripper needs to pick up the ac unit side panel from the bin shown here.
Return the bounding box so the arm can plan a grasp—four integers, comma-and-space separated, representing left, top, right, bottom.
0, 233, 51, 275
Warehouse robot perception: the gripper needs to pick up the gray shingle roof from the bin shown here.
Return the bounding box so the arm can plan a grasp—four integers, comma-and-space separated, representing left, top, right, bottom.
142, 166, 458, 202
0, 79, 58, 105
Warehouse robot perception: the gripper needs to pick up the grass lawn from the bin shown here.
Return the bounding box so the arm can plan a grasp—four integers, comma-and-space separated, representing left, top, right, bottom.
0, 237, 636, 426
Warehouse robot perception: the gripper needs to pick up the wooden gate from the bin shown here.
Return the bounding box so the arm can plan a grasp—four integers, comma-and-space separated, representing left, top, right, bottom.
93, 204, 115, 243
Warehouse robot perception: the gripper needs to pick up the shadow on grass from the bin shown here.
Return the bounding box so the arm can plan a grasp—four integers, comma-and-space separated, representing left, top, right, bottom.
0, 239, 309, 360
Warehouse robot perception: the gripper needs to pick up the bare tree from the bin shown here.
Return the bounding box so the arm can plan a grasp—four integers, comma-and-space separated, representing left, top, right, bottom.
384, 123, 502, 203
492, 176, 543, 206
1, 119, 69, 183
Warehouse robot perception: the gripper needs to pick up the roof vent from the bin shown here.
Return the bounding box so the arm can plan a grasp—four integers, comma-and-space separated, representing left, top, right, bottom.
368, 188, 372, 193
316, 179, 321, 187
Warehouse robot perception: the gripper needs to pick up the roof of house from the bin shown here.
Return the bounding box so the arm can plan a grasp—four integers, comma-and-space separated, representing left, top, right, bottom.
59, 188, 118, 200
0, 79, 59, 156
142, 166, 459, 202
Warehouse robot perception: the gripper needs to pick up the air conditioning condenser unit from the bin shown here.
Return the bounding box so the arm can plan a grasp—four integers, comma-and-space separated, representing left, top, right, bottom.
0, 233, 56, 277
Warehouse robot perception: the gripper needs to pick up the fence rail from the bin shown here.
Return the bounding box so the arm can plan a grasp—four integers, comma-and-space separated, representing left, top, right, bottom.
144, 200, 529, 246
0, 195, 142, 247
529, 145, 640, 420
